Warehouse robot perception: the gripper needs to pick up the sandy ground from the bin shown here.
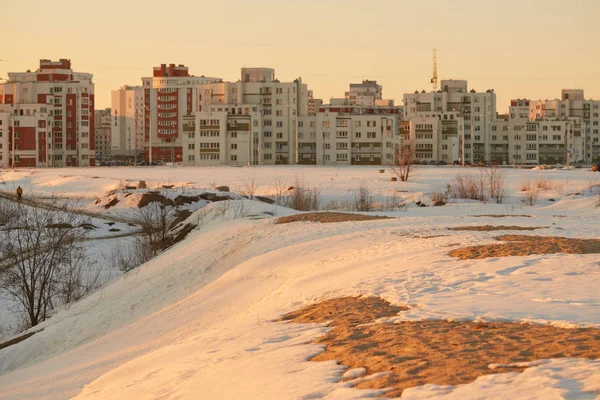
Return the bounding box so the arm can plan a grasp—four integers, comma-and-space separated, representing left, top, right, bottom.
448, 225, 546, 231
282, 296, 600, 398
449, 235, 600, 260
276, 212, 391, 224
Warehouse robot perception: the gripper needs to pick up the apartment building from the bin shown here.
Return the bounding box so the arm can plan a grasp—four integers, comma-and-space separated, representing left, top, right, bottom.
184, 68, 308, 166
141, 64, 221, 163
110, 85, 144, 158
404, 80, 496, 164
400, 112, 463, 163
529, 89, 600, 162
0, 59, 95, 167
94, 108, 111, 159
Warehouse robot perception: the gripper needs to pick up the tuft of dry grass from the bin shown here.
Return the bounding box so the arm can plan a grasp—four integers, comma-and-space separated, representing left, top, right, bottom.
276, 212, 390, 224
449, 235, 600, 260
473, 214, 532, 218
281, 297, 600, 398
448, 225, 546, 232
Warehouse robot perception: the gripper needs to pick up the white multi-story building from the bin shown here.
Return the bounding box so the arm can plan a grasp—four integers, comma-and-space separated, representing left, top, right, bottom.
404, 79, 496, 164
184, 68, 309, 165
529, 90, 600, 162
141, 64, 221, 163
110, 85, 144, 158
0, 59, 95, 167
94, 108, 111, 159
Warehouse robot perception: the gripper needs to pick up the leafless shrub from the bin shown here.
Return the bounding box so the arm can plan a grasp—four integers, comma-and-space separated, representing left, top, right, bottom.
135, 202, 177, 255
522, 189, 539, 206
240, 174, 259, 200
354, 183, 373, 212
486, 167, 506, 204
106, 237, 153, 274
430, 191, 448, 205
520, 179, 532, 192
389, 143, 414, 182
269, 177, 290, 207
0, 198, 95, 328
289, 179, 320, 211
447, 172, 488, 202
586, 174, 600, 194
383, 193, 403, 211
231, 200, 249, 219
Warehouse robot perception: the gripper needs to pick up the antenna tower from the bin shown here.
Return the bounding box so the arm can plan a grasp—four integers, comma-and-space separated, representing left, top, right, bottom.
431, 49, 438, 92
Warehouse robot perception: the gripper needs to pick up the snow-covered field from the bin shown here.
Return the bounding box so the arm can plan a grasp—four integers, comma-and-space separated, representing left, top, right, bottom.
0, 165, 599, 399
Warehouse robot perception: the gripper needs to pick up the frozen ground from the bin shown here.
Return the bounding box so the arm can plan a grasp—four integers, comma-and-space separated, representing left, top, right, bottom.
0, 165, 598, 399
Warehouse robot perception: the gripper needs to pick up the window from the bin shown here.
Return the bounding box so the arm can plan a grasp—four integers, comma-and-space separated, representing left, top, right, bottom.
336, 131, 348, 138
277, 132, 283, 139
355, 121, 361, 127
188, 143, 195, 150
336, 153, 348, 161
231, 143, 237, 150
231, 155, 237, 161
367, 121, 376, 127
188, 155, 195, 161
355, 132, 361, 138
322, 121, 330, 128
188, 132, 195, 139
367, 132, 376, 139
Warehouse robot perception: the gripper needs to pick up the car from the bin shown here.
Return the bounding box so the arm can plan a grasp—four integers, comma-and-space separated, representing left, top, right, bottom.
427, 160, 437, 165
438, 160, 448, 166
592, 164, 599, 172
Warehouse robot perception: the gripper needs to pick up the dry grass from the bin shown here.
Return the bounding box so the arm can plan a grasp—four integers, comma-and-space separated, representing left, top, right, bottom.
281, 297, 600, 398
449, 235, 600, 260
473, 214, 532, 218
276, 212, 391, 224
448, 225, 546, 232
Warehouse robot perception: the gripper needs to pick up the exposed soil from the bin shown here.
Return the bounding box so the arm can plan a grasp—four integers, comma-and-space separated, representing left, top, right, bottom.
174, 195, 200, 207
449, 235, 600, 260
281, 297, 600, 398
138, 192, 174, 208
276, 212, 391, 224
46, 223, 73, 229
169, 209, 193, 229
473, 214, 532, 218
448, 225, 546, 232
104, 197, 119, 209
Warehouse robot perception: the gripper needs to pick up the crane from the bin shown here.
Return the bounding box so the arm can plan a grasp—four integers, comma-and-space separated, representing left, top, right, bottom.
431, 49, 438, 92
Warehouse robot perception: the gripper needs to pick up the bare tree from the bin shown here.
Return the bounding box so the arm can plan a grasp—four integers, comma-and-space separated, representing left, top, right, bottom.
240, 173, 260, 200
288, 178, 320, 211
269, 177, 289, 207
486, 166, 506, 204
0, 200, 93, 328
354, 183, 373, 211
135, 202, 177, 255
390, 143, 414, 182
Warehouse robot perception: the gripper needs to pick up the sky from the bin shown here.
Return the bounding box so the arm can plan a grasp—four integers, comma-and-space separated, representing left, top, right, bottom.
2, 0, 600, 112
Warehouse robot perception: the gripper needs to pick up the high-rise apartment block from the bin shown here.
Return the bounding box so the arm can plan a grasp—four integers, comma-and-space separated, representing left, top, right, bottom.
0, 59, 95, 167
94, 108, 111, 159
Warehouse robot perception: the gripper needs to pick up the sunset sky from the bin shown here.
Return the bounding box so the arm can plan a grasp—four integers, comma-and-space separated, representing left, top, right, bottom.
3, 0, 599, 111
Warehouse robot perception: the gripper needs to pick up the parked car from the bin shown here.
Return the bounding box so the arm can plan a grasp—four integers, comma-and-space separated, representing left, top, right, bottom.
438, 160, 448, 166
592, 163, 599, 172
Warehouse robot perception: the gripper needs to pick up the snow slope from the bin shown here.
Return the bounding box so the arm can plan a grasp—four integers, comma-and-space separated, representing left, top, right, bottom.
0, 166, 599, 399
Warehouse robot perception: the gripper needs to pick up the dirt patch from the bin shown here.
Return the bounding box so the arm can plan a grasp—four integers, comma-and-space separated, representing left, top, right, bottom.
449, 235, 600, 260
281, 297, 600, 398
46, 223, 73, 229
169, 209, 193, 229
199, 192, 231, 202
276, 212, 391, 224
473, 214, 532, 218
0, 329, 43, 351
108, 228, 121, 232
448, 225, 546, 232
174, 195, 201, 207
138, 192, 174, 208
104, 197, 119, 209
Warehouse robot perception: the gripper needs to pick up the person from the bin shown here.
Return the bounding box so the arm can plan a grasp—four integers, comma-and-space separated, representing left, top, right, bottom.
16, 186, 23, 201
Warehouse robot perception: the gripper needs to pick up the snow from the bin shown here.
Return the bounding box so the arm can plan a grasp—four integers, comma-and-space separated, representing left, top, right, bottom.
0, 165, 599, 399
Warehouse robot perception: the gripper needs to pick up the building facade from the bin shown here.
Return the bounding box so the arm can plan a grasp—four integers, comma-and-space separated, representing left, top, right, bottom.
94, 108, 111, 159
141, 64, 221, 163
404, 80, 496, 164
183, 68, 309, 166
110, 85, 144, 159
0, 59, 95, 167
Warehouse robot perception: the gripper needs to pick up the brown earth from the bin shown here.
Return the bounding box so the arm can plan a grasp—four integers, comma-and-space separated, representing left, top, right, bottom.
449, 235, 600, 260
281, 296, 600, 398
276, 212, 391, 224
448, 225, 546, 232
473, 214, 532, 218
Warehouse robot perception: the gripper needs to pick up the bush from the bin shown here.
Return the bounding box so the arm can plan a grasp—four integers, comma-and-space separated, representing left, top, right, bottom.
354, 184, 373, 212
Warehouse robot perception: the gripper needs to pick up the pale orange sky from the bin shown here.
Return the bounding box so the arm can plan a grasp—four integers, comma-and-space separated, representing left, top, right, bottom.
2, 0, 600, 112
